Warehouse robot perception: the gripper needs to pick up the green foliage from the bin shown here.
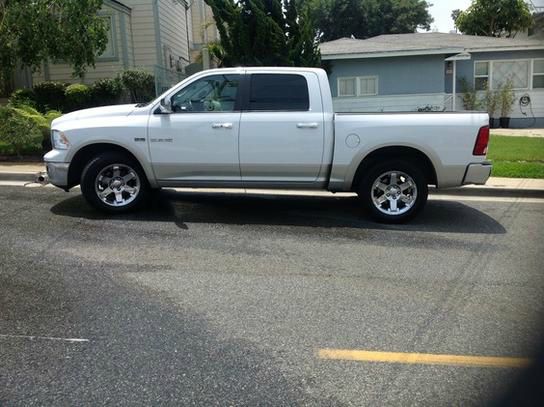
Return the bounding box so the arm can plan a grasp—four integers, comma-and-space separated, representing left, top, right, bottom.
304, 0, 433, 42
203, 0, 321, 67
0, 105, 42, 158
454, 0, 533, 37
33, 82, 67, 112
120, 70, 155, 103
484, 86, 499, 118
0, 0, 108, 86
498, 79, 516, 117
65, 83, 91, 112
90, 78, 123, 106
459, 78, 481, 110
9, 88, 37, 108
10, 104, 61, 151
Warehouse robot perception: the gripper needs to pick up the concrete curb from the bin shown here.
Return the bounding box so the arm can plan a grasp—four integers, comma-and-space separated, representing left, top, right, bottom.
0, 170, 543, 198
430, 187, 544, 199
0, 171, 39, 182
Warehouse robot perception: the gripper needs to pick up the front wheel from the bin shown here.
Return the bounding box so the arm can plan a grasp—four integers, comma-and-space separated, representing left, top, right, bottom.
80, 153, 149, 213
358, 160, 428, 223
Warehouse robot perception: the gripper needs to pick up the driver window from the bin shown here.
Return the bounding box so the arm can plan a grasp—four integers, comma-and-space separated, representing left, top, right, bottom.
171, 74, 240, 113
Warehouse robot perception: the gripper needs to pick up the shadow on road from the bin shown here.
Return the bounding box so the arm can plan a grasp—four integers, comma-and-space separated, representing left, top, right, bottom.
50, 189, 506, 235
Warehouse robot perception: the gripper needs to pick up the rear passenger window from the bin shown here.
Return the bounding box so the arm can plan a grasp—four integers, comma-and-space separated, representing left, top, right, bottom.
248, 74, 309, 111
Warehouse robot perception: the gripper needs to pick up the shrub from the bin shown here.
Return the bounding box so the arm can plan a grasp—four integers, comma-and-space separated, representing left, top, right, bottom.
120, 70, 155, 103
0, 106, 42, 158
484, 86, 499, 119
33, 81, 67, 112
65, 83, 91, 112
90, 78, 123, 106
499, 79, 516, 118
459, 78, 481, 111
9, 88, 37, 108
5, 104, 62, 152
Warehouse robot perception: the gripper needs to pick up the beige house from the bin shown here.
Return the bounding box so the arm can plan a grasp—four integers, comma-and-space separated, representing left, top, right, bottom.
190, 0, 220, 63
31, 0, 208, 93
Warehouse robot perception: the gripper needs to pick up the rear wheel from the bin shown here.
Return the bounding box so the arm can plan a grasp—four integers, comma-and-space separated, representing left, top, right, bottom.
358, 160, 428, 223
80, 152, 149, 213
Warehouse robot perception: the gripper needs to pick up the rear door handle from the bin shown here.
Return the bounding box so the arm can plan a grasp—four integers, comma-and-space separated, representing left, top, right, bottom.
212, 122, 233, 129
297, 122, 319, 129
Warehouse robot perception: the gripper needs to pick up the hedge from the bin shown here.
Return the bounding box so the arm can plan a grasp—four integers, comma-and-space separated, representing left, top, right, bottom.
0, 104, 61, 156
65, 83, 91, 112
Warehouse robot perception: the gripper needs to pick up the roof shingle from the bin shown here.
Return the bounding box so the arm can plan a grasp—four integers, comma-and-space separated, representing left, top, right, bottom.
320, 33, 544, 58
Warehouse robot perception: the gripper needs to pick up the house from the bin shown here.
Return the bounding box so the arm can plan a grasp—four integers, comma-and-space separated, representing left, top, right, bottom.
320, 33, 544, 128
190, 0, 220, 63
30, 0, 196, 94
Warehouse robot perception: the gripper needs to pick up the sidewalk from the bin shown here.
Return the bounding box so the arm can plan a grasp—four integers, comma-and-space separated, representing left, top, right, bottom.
0, 161, 543, 197
491, 128, 544, 137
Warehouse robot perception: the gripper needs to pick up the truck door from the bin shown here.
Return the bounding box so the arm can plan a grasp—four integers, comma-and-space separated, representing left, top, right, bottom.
238, 72, 325, 184
148, 73, 242, 184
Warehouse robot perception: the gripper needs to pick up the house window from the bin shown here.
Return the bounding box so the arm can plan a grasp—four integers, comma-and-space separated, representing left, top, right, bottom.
98, 16, 116, 60
533, 59, 544, 89
338, 76, 378, 97
338, 77, 356, 97
358, 76, 378, 96
474, 61, 489, 90
491, 60, 529, 90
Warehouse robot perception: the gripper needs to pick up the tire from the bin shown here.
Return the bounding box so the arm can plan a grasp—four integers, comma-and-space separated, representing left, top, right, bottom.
357, 160, 428, 224
80, 152, 149, 213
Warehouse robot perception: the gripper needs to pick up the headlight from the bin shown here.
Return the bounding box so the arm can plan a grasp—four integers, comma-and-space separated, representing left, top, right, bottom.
51, 130, 70, 150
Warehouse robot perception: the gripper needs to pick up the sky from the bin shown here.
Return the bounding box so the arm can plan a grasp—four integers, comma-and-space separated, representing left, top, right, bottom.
426, 0, 544, 33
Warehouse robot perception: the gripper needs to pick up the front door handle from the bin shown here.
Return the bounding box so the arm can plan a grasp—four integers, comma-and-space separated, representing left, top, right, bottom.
297, 122, 319, 129
212, 122, 233, 129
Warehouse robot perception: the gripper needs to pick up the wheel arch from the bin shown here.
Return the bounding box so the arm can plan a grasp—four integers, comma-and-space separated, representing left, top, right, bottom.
67, 142, 156, 189
350, 145, 438, 191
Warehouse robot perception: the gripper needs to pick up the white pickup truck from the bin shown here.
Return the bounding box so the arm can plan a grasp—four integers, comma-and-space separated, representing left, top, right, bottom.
45, 67, 491, 223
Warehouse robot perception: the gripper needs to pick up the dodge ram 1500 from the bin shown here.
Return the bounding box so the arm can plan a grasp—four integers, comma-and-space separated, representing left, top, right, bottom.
45, 67, 492, 223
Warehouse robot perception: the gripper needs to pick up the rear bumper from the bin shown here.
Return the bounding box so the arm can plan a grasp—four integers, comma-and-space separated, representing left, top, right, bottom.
462, 162, 492, 185
45, 162, 70, 188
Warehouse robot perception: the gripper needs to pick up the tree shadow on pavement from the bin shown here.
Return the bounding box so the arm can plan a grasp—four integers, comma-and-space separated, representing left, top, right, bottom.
50, 189, 507, 235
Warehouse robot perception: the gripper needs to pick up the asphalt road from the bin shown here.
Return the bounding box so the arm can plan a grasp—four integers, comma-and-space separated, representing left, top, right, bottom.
1, 185, 543, 406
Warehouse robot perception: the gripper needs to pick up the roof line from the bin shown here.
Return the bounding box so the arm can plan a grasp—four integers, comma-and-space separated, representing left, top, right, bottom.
105, 0, 131, 12
321, 45, 544, 60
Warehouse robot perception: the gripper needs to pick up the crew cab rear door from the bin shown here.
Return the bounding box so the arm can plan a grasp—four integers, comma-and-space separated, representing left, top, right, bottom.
238, 71, 325, 184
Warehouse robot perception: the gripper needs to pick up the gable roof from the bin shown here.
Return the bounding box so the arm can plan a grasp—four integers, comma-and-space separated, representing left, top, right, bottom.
320, 33, 544, 60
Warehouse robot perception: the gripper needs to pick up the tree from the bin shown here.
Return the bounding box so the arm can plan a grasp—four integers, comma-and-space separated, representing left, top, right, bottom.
303, 0, 433, 42
453, 0, 533, 37
451, 9, 461, 26
203, 0, 321, 67
0, 0, 109, 91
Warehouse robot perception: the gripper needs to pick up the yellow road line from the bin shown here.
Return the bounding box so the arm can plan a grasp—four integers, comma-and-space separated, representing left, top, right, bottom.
317, 348, 531, 368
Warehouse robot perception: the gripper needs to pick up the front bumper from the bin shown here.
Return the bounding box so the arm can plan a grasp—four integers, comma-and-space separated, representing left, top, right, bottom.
45, 162, 70, 188
462, 162, 492, 185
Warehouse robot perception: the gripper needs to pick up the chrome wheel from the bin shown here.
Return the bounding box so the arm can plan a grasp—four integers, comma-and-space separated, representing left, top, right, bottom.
95, 164, 140, 207
371, 170, 418, 216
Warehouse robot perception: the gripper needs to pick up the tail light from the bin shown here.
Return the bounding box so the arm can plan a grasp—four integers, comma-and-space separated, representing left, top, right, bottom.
473, 126, 490, 156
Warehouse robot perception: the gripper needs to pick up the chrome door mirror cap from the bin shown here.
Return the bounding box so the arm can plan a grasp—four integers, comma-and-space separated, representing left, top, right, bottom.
159, 96, 173, 114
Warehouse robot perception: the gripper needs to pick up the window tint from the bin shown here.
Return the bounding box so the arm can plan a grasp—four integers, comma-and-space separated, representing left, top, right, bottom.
248, 74, 309, 111
171, 74, 240, 113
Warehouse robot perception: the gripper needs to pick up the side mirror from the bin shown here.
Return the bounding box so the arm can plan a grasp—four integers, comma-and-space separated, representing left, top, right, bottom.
159, 96, 173, 114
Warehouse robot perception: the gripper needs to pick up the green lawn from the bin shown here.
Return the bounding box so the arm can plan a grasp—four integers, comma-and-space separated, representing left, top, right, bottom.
487, 135, 544, 179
